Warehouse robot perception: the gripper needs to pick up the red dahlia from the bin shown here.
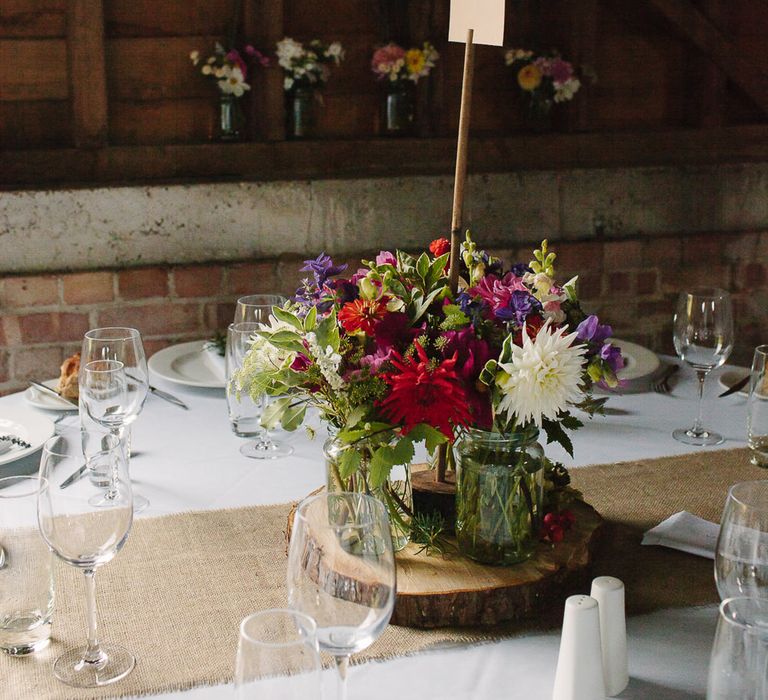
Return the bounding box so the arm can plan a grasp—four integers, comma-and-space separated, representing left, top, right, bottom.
338, 298, 388, 334
429, 237, 451, 257
377, 342, 471, 440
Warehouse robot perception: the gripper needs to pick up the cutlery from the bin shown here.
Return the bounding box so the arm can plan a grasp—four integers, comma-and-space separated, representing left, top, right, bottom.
59, 463, 87, 489
718, 375, 750, 398
148, 385, 188, 410
651, 364, 679, 394
0, 544, 6, 569
28, 380, 78, 406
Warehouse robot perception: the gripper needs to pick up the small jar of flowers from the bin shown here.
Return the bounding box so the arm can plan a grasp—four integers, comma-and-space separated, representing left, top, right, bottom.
276, 37, 345, 139
504, 48, 582, 132
371, 41, 439, 135
190, 42, 269, 141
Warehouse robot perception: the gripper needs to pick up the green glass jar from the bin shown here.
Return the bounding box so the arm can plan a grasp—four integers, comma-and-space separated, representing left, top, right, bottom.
218, 93, 243, 141
456, 427, 544, 565
324, 433, 413, 551
288, 86, 314, 139
383, 82, 414, 136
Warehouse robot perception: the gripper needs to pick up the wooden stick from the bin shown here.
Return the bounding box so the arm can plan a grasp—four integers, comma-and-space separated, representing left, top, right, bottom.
440, 28, 475, 483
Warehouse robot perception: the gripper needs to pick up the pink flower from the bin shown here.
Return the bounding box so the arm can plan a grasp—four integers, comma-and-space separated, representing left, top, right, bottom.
245, 45, 271, 68
468, 272, 528, 318
534, 56, 553, 77
371, 43, 406, 76
360, 346, 395, 373
226, 49, 248, 80
375, 250, 397, 266
550, 58, 574, 85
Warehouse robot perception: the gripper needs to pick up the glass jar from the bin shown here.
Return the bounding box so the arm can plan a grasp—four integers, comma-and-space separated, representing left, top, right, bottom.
456, 427, 544, 565
218, 93, 243, 141
383, 82, 414, 136
324, 433, 413, 551
288, 86, 314, 139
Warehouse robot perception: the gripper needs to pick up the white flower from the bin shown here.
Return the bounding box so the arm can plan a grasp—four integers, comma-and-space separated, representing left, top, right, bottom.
554, 77, 580, 103
218, 65, 250, 96
306, 332, 345, 391
189, 50, 200, 65
284, 76, 294, 91
495, 321, 586, 427
276, 37, 304, 68
325, 42, 344, 63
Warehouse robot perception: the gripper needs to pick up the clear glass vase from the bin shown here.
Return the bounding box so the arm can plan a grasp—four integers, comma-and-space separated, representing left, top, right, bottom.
324, 433, 413, 551
383, 83, 414, 136
456, 427, 545, 565
288, 87, 314, 139
218, 93, 243, 141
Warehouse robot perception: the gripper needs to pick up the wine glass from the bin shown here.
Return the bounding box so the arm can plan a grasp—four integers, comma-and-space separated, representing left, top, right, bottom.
707, 597, 768, 699
234, 294, 287, 324
747, 345, 768, 468
287, 493, 396, 700
81, 327, 149, 511
715, 481, 768, 600
672, 288, 734, 445
37, 429, 134, 687
227, 322, 293, 459
234, 609, 321, 700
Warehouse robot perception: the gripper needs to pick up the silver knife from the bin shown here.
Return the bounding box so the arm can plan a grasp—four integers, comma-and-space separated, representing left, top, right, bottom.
29, 380, 78, 406
718, 375, 750, 398
148, 385, 189, 410
59, 463, 87, 489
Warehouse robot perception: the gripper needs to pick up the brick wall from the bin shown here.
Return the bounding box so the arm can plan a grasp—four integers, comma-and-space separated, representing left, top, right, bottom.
1, 230, 765, 395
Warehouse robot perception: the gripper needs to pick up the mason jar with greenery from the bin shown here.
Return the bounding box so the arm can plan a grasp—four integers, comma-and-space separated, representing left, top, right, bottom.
455, 427, 545, 565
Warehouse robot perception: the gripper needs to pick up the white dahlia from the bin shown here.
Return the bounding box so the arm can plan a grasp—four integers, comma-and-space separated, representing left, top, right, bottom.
496, 321, 586, 427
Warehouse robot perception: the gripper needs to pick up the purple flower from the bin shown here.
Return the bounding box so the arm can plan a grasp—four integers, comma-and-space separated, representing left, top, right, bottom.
496, 290, 541, 325
360, 346, 395, 373
300, 253, 348, 288
291, 353, 312, 371
576, 315, 613, 344
328, 279, 359, 305
510, 263, 532, 277
600, 343, 624, 374
375, 250, 397, 267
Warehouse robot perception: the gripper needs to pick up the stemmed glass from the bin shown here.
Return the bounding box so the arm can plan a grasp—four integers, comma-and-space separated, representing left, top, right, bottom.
747, 345, 768, 468
672, 288, 734, 445
287, 493, 396, 700
234, 609, 321, 699
81, 327, 149, 511
227, 322, 293, 459
715, 481, 768, 600
37, 429, 134, 687
235, 294, 287, 324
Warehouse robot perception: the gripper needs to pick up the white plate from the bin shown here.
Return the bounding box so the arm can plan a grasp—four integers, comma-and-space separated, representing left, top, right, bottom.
0, 408, 55, 468
148, 340, 226, 389
612, 338, 661, 382
24, 378, 78, 411
718, 369, 750, 397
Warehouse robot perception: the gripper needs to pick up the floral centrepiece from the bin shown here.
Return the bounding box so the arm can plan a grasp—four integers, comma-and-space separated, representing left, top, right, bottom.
234, 236, 622, 552
371, 42, 439, 84
504, 48, 582, 129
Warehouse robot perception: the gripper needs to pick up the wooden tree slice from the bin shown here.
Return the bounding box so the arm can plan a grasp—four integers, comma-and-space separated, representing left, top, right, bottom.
287, 496, 603, 629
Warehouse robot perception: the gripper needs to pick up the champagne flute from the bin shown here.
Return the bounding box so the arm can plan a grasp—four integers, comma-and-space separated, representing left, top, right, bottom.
235, 294, 287, 325
715, 481, 768, 600
707, 597, 768, 699
37, 429, 134, 687
234, 609, 321, 699
287, 493, 396, 700
747, 345, 768, 468
227, 322, 293, 459
81, 327, 149, 511
672, 288, 734, 446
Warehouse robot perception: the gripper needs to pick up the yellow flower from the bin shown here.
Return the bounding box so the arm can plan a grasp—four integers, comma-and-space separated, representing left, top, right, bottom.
405, 49, 426, 76
517, 64, 542, 91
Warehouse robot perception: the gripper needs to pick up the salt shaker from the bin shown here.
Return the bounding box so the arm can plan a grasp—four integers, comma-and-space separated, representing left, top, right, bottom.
552, 595, 606, 700
591, 576, 629, 696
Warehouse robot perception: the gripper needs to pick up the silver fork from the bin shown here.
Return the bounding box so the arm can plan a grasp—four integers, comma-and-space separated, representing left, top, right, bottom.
651, 364, 679, 394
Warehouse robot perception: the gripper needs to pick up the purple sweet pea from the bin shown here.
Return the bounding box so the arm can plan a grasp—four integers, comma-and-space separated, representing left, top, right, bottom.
576, 315, 613, 344
300, 253, 348, 288
600, 343, 624, 373
496, 290, 541, 325
510, 263, 532, 277
375, 250, 397, 267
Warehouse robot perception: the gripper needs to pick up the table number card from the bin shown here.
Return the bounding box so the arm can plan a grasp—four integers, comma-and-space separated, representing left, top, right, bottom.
448, 0, 505, 46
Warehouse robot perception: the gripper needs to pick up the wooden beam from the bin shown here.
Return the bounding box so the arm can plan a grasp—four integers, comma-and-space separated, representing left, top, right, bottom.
67, 0, 108, 147
570, 0, 598, 132
645, 0, 768, 116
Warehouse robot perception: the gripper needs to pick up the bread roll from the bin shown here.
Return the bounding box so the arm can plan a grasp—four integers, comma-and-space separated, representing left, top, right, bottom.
57, 353, 80, 400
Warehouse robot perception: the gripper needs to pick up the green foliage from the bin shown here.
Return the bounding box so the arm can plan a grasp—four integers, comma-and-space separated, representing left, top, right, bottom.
530, 239, 556, 277
410, 511, 453, 557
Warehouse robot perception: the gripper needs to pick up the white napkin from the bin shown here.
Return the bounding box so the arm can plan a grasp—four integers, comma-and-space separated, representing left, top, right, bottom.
641, 511, 720, 560
202, 344, 226, 382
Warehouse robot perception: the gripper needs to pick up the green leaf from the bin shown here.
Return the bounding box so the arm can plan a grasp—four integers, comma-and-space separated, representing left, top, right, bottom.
406, 424, 446, 453
280, 403, 307, 431
315, 310, 340, 352
271, 306, 303, 331
426, 253, 449, 287
479, 359, 498, 387
542, 418, 574, 458
260, 396, 292, 429
559, 412, 583, 431
416, 252, 430, 282
369, 447, 395, 488
303, 305, 318, 331
261, 329, 305, 355
344, 405, 367, 431
337, 448, 361, 479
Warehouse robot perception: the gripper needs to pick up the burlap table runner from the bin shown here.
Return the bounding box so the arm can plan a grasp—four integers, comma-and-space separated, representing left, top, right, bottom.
3, 447, 763, 699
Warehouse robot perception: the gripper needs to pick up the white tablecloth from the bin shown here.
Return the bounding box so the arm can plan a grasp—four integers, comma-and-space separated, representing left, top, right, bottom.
2, 359, 747, 699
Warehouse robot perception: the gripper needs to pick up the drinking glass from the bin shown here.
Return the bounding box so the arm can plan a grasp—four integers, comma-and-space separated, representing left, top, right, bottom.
227, 322, 293, 459
715, 481, 768, 600
0, 475, 54, 655
234, 294, 287, 325
37, 429, 134, 687
81, 327, 149, 511
672, 288, 734, 445
234, 609, 321, 700
707, 597, 768, 699
287, 493, 396, 700
748, 345, 768, 468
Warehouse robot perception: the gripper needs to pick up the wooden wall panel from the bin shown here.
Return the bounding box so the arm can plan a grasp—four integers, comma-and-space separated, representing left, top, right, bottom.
105, 0, 232, 38
109, 99, 218, 144
0, 39, 67, 101
0, 100, 71, 147
0, 0, 65, 38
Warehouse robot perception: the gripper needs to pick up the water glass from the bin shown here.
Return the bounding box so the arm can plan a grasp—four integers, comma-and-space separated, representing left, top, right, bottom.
234, 609, 321, 700
234, 294, 287, 325
0, 476, 54, 655
748, 345, 768, 468
715, 481, 768, 600
672, 288, 734, 446
287, 492, 396, 700
707, 597, 768, 699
